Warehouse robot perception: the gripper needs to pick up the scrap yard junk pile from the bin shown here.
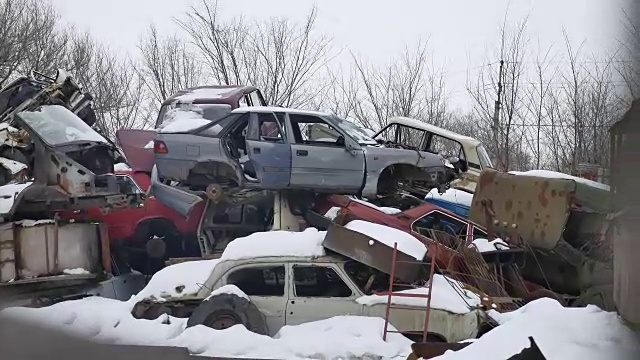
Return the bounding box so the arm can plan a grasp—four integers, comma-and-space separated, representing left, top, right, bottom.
0, 69, 145, 309
0, 68, 617, 359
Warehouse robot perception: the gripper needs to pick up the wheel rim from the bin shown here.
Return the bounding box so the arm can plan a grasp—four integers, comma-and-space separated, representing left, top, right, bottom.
146, 237, 167, 259
209, 314, 239, 330
206, 184, 223, 201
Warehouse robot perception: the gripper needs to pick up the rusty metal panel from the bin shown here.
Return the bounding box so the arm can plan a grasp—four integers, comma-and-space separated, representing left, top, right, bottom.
16, 222, 101, 279
322, 222, 424, 283
468, 169, 575, 250
0, 223, 15, 282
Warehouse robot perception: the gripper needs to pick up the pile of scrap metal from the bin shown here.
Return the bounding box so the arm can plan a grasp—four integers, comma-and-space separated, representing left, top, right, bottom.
0, 69, 141, 221
0, 69, 146, 308
469, 168, 614, 311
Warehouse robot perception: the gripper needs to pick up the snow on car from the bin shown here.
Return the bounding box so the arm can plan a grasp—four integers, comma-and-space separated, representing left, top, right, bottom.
130, 227, 486, 343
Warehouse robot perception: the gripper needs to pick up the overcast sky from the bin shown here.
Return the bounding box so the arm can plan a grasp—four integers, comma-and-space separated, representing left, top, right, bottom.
53, 0, 626, 109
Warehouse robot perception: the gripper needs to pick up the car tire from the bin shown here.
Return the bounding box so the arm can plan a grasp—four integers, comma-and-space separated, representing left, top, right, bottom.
187, 293, 268, 335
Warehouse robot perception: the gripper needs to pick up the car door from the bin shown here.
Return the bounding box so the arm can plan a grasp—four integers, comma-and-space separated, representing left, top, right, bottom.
224, 263, 289, 334
285, 263, 364, 326
244, 112, 291, 189
286, 114, 365, 193
149, 165, 204, 217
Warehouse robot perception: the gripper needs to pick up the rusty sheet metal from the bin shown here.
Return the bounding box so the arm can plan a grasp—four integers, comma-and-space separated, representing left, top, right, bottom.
323, 222, 424, 283
468, 169, 576, 250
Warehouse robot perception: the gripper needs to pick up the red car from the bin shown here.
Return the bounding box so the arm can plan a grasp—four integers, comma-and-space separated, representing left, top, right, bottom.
56, 170, 205, 274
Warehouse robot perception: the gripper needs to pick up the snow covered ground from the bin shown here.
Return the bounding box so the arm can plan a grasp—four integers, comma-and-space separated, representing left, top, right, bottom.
2, 284, 637, 359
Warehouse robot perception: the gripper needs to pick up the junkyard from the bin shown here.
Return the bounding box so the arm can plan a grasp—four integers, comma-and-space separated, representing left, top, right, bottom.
0, 1, 639, 359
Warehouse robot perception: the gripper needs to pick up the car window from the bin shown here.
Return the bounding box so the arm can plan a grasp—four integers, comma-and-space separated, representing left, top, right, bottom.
428, 134, 465, 160
288, 114, 344, 146
477, 144, 493, 169
115, 175, 141, 194
257, 113, 285, 143
197, 113, 243, 137
472, 226, 488, 241
226, 265, 286, 296
293, 265, 352, 298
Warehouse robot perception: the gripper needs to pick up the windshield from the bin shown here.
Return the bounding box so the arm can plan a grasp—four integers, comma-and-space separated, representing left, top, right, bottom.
17, 105, 109, 146
477, 144, 494, 169
328, 115, 377, 145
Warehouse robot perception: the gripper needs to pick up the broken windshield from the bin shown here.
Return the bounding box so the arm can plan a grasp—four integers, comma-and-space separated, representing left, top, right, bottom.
328, 115, 377, 145
17, 105, 109, 146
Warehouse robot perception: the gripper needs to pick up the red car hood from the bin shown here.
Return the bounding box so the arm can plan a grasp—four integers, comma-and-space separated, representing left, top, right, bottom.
116, 129, 157, 173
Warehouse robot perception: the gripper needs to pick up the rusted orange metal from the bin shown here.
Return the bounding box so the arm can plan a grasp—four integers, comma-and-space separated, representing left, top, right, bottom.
469, 169, 576, 250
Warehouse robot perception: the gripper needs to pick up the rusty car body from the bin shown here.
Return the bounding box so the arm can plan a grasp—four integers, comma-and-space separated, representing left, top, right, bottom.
468, 168, 614, 310
1, 105, 140, 218
310, 194, 551, 310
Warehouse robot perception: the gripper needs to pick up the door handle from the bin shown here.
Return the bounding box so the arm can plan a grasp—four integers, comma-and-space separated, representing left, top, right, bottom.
253, 147, 261, 154
296, 149, 308, 156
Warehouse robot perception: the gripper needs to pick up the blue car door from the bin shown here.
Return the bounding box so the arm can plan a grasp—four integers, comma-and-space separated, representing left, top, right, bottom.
245, 112, 292, 189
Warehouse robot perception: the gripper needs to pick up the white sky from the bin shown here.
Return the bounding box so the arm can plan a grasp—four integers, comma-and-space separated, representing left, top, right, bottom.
53, 0, 625, 110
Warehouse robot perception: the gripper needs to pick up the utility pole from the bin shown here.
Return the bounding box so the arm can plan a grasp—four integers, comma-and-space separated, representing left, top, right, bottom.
492, 60, 505, 169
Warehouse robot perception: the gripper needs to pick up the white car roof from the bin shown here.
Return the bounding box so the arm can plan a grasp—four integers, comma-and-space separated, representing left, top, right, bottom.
231, 106, 331, 117
388, 116, 481, 145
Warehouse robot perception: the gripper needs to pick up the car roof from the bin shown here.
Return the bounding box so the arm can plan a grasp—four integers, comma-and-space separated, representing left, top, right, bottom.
162, 85, 258, 106
231, 106, 331, 117
387, 117, 481, 145
218, 253, 350, 265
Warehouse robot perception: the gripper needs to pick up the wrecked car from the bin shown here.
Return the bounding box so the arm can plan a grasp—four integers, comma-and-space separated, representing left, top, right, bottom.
132, 236, 487, 343
56, 169, 207, 275
116, 85, 268, 175
152, 106, 460, 205
155, 85, 267, 129
0, 105, 140, 220
373, 117, 493, 193
469, 168, 614, 310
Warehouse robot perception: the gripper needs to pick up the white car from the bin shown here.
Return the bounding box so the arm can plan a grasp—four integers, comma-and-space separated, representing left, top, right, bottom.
132, 253, 486, 343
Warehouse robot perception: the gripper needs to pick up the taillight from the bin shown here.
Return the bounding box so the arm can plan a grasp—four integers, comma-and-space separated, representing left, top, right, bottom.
154, 140, 168, 154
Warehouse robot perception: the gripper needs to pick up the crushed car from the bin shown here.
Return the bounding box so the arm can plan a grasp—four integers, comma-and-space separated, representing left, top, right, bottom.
151, 106, 462, 212
0, 70, 141, 219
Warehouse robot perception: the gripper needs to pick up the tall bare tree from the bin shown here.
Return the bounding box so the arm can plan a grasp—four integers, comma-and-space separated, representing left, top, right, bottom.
175, 0, 333, 107
467, 14, 530, 171
137, 25, 203, 105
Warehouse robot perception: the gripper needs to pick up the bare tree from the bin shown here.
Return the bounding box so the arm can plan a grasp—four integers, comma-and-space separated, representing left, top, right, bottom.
466, 14, 530, 171
175, 0, 333, 107
137, 24, 203, 104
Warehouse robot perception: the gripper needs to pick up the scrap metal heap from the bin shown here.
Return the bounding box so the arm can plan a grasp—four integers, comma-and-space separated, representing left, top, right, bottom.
0, 69, 141, 220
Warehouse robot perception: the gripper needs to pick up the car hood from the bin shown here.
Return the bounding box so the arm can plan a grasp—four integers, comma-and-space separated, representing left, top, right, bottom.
116, 129, 157, 173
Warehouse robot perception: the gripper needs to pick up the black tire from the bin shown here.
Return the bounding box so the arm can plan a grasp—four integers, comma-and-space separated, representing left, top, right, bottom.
187, 293, 268, 335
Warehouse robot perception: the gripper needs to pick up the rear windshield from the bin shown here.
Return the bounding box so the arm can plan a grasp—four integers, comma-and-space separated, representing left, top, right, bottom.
155, 103, 232, 128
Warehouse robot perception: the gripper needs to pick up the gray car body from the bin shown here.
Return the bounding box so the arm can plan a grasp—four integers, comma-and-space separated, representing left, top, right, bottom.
152, 107, 454, 215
